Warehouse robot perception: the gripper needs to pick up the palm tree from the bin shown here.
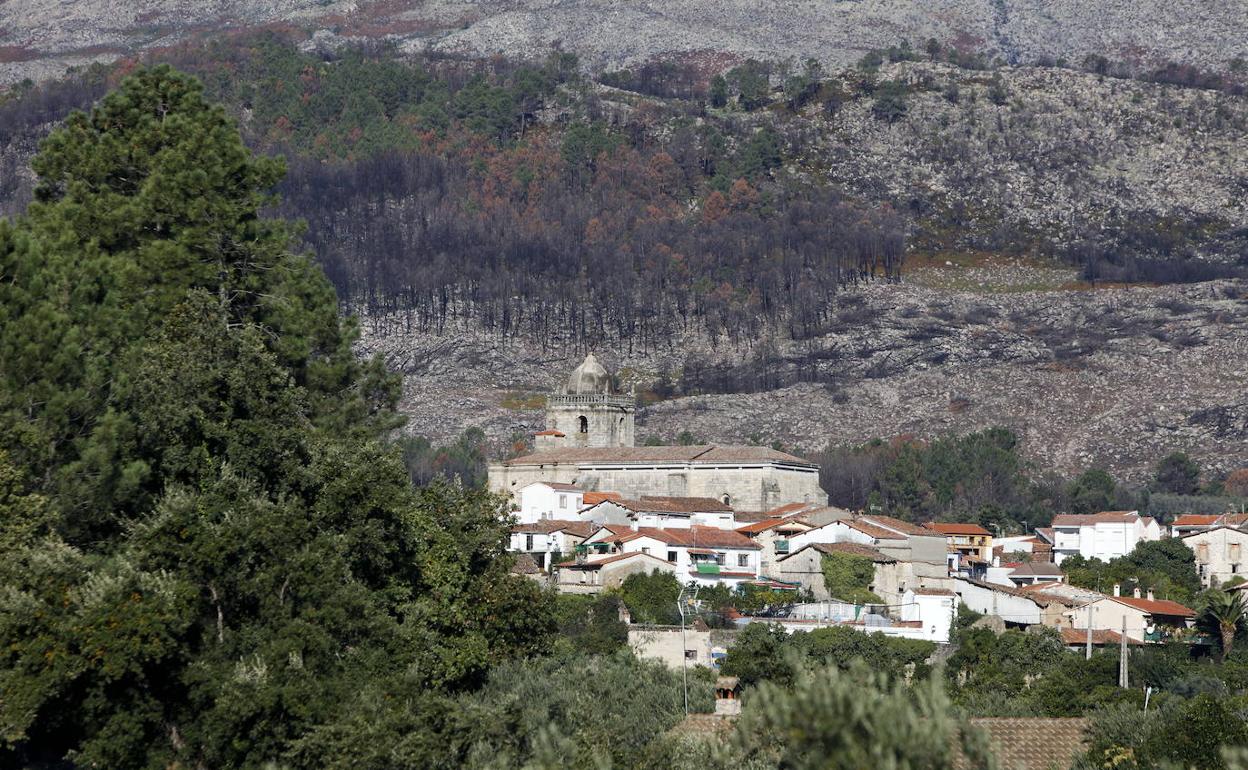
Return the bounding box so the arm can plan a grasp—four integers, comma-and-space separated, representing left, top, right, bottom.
1197, 589, 1247, 662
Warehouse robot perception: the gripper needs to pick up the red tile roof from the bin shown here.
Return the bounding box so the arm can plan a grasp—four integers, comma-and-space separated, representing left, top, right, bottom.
639, 495, 734, 512
1051, 511, 1144, 526
764, 502, 817, 517
583, 491, 622, 505
1111, 596, 1195, 617
959, 718, 1088, 770
736, 518, 811, 535
840, 519, 906, 540
534, 429, 565, 437
928, 522, 993, 536
599, 497, 734, 514
554, 551, 674, 569
859, 515, 941, 537
1059, 628, 1143, 646
912, 588, 956, 596
511, 520, 596, 537
808, 542, 896, 563
627, 526, 761, 550
1173, 514, 1220, 527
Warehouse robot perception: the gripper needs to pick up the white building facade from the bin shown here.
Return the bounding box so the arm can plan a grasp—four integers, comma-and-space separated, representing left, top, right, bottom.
514, 482, 585, 524
1050, 511, 1161, 565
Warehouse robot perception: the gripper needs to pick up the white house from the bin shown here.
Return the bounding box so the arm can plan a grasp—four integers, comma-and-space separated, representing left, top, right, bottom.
514, 482, 585, 524
1049, 511, 1161, 565
1181, 526, 1248, 587
953, 577, 1046, 627
583, 525, 762, 588
509, 520, 596, 570
578, 496, 737, 530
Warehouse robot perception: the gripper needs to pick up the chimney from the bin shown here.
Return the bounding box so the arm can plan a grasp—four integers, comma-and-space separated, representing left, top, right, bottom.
1113, 583, 1121, 597
1147, 588, 1155, 602
1133, 586, 1141, 599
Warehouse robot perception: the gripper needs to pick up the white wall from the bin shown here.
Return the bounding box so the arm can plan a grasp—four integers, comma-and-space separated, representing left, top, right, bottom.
953, 578, 1042, 625
516, 483, 584, 524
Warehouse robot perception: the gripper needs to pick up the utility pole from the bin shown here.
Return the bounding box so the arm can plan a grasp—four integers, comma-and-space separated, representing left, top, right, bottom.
1118, 616, 1129, 688
1085, 604, 1093, 660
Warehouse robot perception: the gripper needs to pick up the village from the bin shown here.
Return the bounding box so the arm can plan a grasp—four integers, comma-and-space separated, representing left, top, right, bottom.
497, 355, 1246, 670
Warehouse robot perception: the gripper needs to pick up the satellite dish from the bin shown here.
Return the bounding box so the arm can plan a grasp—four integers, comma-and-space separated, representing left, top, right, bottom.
1145, 624, 1157, 635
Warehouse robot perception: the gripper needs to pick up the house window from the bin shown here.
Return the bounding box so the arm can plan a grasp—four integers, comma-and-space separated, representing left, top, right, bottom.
578, 416, 588, 433
1234, 564, 1241, 574
642, 547, 650, 555
684, 650, 697, 660
1198, 544, 1210, 562
1232, 544, 1242, 561
525, 535, 533, 550
559, 496, 568, 509
667, 550, 677, 562
722, 493, 731, 506
737, 554, 749, 568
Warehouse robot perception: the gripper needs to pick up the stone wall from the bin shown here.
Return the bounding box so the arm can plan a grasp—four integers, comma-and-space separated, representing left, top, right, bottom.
488, 460, 827, 511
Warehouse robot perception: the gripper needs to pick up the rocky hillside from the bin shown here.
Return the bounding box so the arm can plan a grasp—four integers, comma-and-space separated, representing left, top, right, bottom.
4, 0, 1247, 86
363, 269, 1248, 483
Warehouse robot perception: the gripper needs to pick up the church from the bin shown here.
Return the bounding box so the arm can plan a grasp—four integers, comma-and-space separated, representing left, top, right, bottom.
487, 353, 828, 512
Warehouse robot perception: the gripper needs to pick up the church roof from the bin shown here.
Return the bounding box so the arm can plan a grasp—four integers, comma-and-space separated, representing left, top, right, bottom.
565, 352, 611, 395
501, 445, 817, 468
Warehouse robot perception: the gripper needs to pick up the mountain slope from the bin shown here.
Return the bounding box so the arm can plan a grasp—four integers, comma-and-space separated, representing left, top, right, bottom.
3, 0, 1247, 85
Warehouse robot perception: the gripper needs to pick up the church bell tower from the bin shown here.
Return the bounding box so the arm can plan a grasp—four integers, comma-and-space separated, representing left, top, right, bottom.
537, 353, 635, 449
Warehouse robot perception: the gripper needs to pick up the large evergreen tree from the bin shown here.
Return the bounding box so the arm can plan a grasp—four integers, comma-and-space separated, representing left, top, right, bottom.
0, 66, 551, 768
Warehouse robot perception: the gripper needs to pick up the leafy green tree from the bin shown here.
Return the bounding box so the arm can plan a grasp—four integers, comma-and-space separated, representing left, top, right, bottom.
708, 74, 728, 108
719, 622, 796, 687
821, 551, 883, 603
554, 593, 629, 655
804, 625, 935, 680
1069, 468, 1117, 514
727, 60, 771, 111
871, 80, 909, 123
725, 662, 994, 769
620, 570, 681, 625
0, 67, 550, 769
1154, 452, 1202, 495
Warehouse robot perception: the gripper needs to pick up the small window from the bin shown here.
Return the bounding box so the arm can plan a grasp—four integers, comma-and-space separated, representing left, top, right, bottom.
578, 416, 588, 433
722, 493, 731, 506
1234, 564, 1241, 574
559, 496, 568, 509
667, 550, 678, 562
525, 535, 533, 550
737, 554, 749, 568
684, 649, 697, 660
642, 547, 650, 555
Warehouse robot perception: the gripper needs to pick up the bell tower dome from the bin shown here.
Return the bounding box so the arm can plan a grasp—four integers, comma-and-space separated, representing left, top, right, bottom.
536, 353, 635, 449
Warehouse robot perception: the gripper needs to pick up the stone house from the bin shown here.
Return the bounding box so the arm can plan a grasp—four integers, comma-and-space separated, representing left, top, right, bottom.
554, 551, 679, 594
775, 542, 902, 601
1180, 526, 1248, 587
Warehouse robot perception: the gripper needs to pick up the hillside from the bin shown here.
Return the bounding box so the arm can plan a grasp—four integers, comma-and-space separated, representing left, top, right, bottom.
3, 0, 1248, 86
1, 32, 1246, 483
